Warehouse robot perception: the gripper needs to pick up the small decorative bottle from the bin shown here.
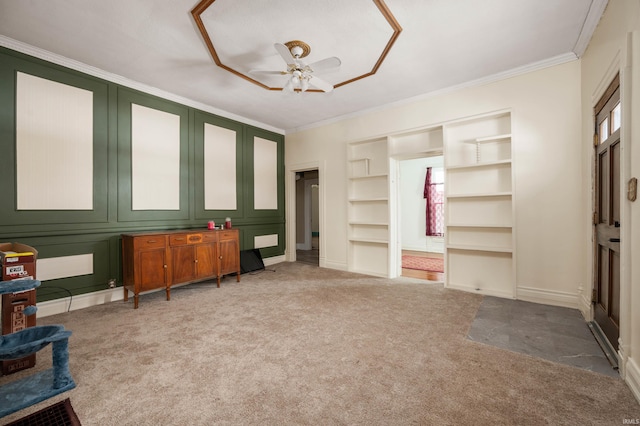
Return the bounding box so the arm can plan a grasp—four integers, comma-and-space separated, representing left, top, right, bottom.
207, 220, 215, 230
225, 217, 232, 229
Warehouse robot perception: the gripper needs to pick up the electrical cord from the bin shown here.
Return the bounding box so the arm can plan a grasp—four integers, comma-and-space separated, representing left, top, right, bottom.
38, 286, 73, 312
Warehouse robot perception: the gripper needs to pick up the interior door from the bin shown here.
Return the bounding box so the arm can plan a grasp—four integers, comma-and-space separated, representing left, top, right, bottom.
593, 75, 621, 350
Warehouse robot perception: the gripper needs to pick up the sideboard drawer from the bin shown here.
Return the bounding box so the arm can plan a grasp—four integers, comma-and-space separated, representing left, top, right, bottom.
169, 234, 189, 246
132, 236, 166, 250
201, 232, 217, 243
186, 233, 203, 244
218, 231, 237, 240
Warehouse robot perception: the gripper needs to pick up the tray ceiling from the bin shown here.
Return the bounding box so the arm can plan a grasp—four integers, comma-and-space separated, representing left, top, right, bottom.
0, 0, 607, 132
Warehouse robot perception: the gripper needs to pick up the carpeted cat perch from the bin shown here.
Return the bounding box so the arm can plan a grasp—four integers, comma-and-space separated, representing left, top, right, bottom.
0, 279, 75, 418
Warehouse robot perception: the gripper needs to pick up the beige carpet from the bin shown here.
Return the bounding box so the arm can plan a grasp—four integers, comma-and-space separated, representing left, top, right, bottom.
1, 262, 638, 425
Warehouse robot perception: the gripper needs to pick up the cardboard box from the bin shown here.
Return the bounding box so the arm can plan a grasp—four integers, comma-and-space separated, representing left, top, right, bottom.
0, 242, 38, 375
0, 242, 38, 282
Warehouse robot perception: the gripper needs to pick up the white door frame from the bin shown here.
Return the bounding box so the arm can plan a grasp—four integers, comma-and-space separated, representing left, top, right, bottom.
286, 161, 324, 264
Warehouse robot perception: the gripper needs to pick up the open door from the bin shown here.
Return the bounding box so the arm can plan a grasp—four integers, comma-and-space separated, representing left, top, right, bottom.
593, 74, 621, 357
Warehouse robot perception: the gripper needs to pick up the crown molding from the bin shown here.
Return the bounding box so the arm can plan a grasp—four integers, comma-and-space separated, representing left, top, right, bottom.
0, 35, 284, 135
573, 0, 609, 57
289, 52, 578, 134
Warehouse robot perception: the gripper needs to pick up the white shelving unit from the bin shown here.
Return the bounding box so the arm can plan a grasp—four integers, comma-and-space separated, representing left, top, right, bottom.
346, 112, 515, 294
347, 137, 390, 276
443, 111, 515, 297
347, 126, 444, 277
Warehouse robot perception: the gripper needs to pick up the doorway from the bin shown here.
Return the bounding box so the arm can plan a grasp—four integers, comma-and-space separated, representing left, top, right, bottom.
592, 73, 621, 365
295, 170, 319, 265
397, 155, 444, 281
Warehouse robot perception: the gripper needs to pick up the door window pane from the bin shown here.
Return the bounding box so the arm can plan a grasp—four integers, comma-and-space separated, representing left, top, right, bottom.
599, 117, 609, 143
611, 102, 621, 132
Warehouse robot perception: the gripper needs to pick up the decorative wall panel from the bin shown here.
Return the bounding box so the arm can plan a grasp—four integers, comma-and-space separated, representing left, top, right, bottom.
131, 103, 181, 210
253, 137, 278, 210
37, 254, 94, 281
204, 123, 237, 210
16, 72, 93, 210
254, 234, 278, 249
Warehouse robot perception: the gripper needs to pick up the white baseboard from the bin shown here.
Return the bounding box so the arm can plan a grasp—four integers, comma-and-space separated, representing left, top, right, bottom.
625, 357, 640, 404
37, 287, 124, 318
516, 286, 579, 309
322, 259, 348, 271
38, 255, 286, 317
445, 283, 513, 299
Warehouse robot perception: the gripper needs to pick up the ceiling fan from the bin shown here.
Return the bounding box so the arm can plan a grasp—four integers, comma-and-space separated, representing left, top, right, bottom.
249, 40, 341, 93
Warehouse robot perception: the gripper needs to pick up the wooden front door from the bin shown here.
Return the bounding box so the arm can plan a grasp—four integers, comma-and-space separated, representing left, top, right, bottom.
593, 74, 621, 350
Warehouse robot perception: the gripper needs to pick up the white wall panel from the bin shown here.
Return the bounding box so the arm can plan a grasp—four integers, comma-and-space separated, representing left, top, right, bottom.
204, 123, 236, 210
16, 72, 93, 210
37, 254, 94, 281
255, 234, 278, 249
131, 104, 180, 210
254, 137, 278, 210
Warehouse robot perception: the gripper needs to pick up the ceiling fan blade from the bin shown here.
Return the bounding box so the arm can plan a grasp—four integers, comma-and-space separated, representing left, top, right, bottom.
308, 57, 341, 73
308, 75, 334, 93
274, 43, 295, 65
249, 69, 287, 76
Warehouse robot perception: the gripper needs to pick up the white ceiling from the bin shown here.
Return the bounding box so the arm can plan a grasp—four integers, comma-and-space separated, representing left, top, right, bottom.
0, 0, 607, 133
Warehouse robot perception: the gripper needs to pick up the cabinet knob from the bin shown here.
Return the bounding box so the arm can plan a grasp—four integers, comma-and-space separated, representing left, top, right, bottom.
164, 265, 167, 268
195, 259, 198, 263
219, 256, 223, 259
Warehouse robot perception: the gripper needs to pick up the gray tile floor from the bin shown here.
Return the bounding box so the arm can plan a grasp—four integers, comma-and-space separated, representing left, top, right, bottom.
468, 296, 618, 377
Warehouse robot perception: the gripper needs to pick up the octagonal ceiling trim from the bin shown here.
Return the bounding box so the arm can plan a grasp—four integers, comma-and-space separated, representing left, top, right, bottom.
191, 0, 402, 93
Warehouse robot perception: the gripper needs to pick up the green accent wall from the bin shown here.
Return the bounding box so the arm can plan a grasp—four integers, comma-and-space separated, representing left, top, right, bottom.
0, 47, 285, 302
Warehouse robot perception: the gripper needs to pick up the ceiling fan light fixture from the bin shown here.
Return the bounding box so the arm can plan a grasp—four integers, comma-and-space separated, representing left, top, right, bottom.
284, 79, 294, 92
301, 78, 310, 92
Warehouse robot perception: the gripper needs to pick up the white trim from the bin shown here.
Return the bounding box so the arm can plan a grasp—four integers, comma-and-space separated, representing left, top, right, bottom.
0, 35, 284, 135
445, 285, 513, 300
37, 254, 286, 316
573, 0, 609, 57
516, 286, 579, 309
289, 53, 577, 134
286, 161, 323, 262
577, 283, 593, 320
624, 357, 640, 404
37, 287, 124, 318
321, 259, 348, 271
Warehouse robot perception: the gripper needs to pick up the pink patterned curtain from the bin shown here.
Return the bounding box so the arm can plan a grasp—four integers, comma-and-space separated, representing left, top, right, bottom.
424, 167, 444, 236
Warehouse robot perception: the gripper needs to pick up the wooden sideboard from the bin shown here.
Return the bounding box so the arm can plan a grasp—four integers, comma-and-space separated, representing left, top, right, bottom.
121, 229, 240, 308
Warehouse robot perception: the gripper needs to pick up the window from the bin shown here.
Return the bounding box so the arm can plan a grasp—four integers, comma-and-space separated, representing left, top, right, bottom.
611, 102, 621, 133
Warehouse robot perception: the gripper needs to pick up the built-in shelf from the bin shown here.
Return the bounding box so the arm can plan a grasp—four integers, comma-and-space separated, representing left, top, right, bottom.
446, 159, 511, 170
347, 125, 445, 277
348, 197, 388, 202
444, 111, 515, 298
447, 223, 512, 229
447, 244, 512, 253
349, 173, 388, 180
446, 192, 512, 198
447, 223, 512, 228
475, 133, 512, 143
348, 238, 388, 244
